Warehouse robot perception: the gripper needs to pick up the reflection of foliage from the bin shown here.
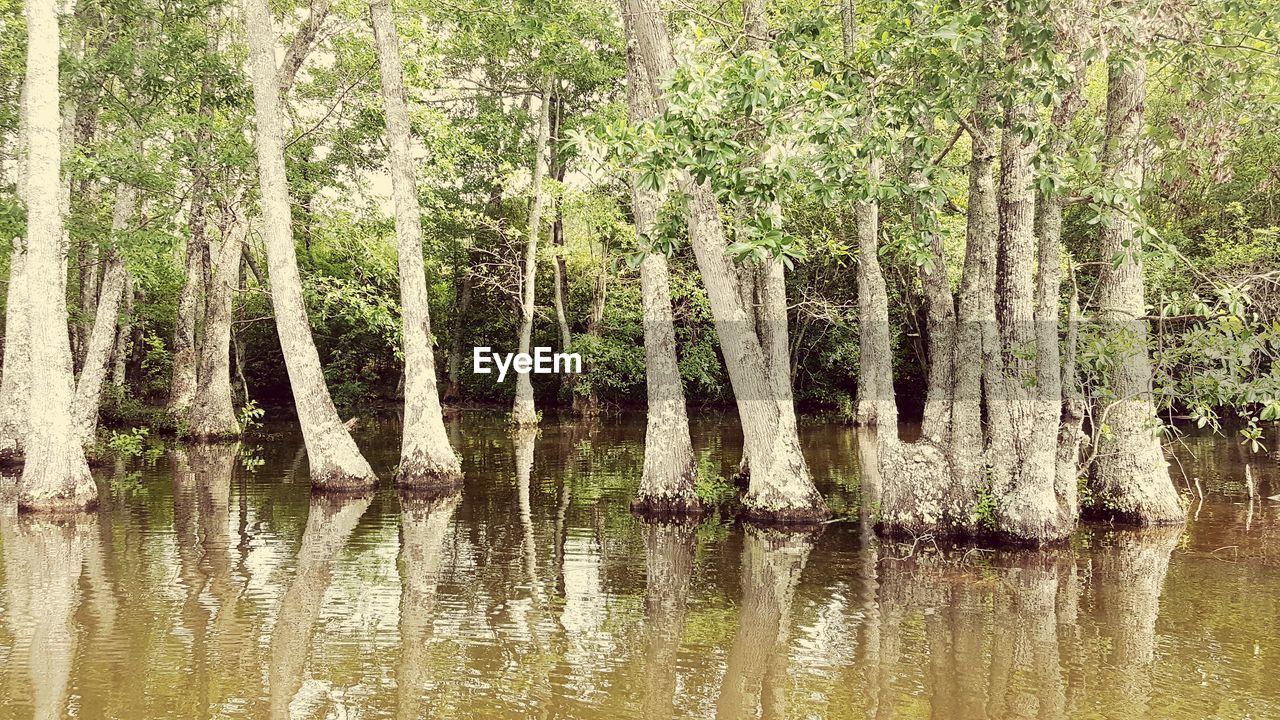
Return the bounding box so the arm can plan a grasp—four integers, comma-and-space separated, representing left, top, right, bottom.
110, 471, 147, 498
238, 444, 265, 472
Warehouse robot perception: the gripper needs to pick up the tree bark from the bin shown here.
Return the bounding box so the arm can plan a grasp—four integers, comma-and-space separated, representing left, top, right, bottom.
369, 0, 463, 489
621, 10, 701, 517
243, 0, 377, 490
109, 273, 134, 387
1087, 50, 1183, 525
0, 236, 31, 460
189, 205, 245, 440
168, 57, 217, 418
277, 0, 333, 94
512, 93, 550, 427
72, 186, 137, 447
627, 0, 827, 522
18, 0, 97, 511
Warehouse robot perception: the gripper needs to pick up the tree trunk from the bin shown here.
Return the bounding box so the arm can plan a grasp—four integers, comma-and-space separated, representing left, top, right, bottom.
0, 236, 31, 460
277, 0, 332, 94
369, 0, 463, 489
18, 0, 97, 511
512, 93, 550, 427
72, 186, 137, 447
621, 10, 700, 517
110, 273, 134, 387
168, 77, 216, 418
443, 262, 473, 402
1087, 51, 1183, 525
243, 0, 377, 491
189, 205, 245, 440
991, 84, 1070, 542
627, 0, 828, 522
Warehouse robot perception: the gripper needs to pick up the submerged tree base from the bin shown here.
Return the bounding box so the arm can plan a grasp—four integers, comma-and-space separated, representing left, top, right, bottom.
394, 462, 463, 494
739, 503, 831, 526
630, 493, 707, 519
311, 470, 380, 494
18, 484, 99, 514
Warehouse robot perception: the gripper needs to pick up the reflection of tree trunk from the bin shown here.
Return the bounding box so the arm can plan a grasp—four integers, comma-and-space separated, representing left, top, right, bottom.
396, 493, 460, 720
268, 494, 371, 719
192, 442, 245, 704
172, 446, 214, 717
640, 521, 696, 720
715, 527, 817, 720
1087, 527, 1179, 717
1, 513, 86, 720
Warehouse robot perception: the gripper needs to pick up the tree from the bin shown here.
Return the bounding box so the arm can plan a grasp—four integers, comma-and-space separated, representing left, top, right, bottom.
621, 0, 700, 517
369, 0, 463, 488
512, 92, 550, 427
624, 0, 828, 523
243, 0, 377, 490
1086, 35, 1184, 525
18, 0, 97, 512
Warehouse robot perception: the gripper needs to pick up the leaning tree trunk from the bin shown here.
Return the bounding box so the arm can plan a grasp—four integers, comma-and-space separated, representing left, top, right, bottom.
72, 185, 137, 448
369, 0, 463, 489
18, 0, 97, 512
621, 21, 700, 516
243, 0, 377, 491
628, 0, 828, 523
512, 94, 551, 427
189, 205, 245, 440
1087, 52, 1183, 525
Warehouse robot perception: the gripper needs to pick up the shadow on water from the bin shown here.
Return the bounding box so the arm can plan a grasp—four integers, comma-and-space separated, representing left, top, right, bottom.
0, 412, 1277, 718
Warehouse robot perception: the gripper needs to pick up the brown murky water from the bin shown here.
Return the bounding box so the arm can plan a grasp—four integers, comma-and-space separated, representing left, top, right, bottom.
0, 412, 1277, 719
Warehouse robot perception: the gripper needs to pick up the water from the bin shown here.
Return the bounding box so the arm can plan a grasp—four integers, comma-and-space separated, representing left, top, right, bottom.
0, 412, 1277, 719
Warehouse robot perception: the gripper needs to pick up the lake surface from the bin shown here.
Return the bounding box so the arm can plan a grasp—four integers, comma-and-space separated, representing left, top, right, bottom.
1, 412, 1277, 719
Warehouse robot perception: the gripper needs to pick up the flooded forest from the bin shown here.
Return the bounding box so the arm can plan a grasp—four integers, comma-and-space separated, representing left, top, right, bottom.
0, 0, 1278, 716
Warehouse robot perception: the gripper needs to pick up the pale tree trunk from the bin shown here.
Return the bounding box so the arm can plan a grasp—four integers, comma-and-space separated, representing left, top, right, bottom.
73, 105, 100, 369
277, 0, 332, 93
627, 0, 827, 522
0, 237, 31, 459
168, 79, 216, 417
1088, 50, 1183, 525
945, 29, 1001, 533
443, 261, 473, 402
621, 9, 700, 517
268, 494, 371, 718
72, 185, 137, 447
851, 175, 897, 428
369, 0, 462, 488
714, 526, 816, 719
243, 0, 377, 490
395, 493, 459, 720
18, 0, 96, 511
109, 273, 134, 387
1037, 23, 1089, 525
912, 161, 956, 444
0, 79, 32, 460
512, 94, 550, 427
1, 514, 86, 720
638, 521, 696, 720
189, 205, 245, 440
990, 75, 1070, 542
